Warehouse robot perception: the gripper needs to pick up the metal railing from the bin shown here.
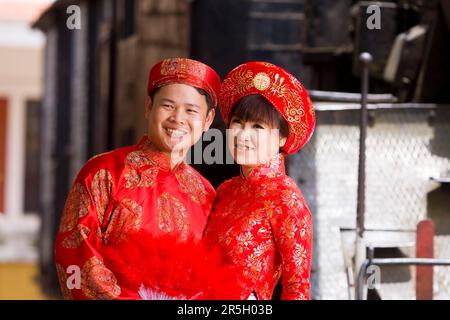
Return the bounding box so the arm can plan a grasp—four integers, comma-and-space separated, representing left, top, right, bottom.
356, 246, 450, 300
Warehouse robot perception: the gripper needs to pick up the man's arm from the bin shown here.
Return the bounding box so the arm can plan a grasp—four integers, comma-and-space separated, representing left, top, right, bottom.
54, 166, 127, 299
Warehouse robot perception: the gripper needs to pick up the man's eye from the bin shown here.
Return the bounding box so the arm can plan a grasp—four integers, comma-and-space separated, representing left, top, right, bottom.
163, 104, 174, 109
187, 109, 199, 114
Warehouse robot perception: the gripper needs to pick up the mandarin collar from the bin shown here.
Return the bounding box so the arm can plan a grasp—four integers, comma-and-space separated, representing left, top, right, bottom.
137, 136, 187, 172
240, 153, 286, 182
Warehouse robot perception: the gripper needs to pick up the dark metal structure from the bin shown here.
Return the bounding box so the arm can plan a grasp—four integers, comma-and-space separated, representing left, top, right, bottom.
357, 246, 450, 300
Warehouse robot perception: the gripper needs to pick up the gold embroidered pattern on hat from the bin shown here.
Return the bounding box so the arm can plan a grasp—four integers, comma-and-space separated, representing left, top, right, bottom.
160, 58, 207, 79
253, 72, 271, 91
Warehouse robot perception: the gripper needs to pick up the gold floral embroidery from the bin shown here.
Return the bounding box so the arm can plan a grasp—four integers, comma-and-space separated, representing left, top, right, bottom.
284, 274, 302, 292
62, 224, 91, 249
125, 150, 153, 167
245, 253, 263, 278
218, 227, 234, 247
268, 72, 309, 154
56, 263, 73, 299
267, 72, 286, 97
81, 256, 121, 299
293, 243, 308, 273
124, 167, 158, 188
273, 267, 281, 282
175, 167, 207, 205
282, 82, 310, 153
59, 183, 90, 233
299, 214, 313, 240
91, 169, 113, 225
123, 151, 160, 188
287, 122, 308, 153
284, 90, 305, 123
253, 239, 271, 257
157, 192, 189, 240
103, 199, 142, 244
264, 181, 279, 192
256, 225, 270, 237
240, 182, 251, 194
220, 69, 254, 118
298, 291, 307, 300
160, 58, 207, 79
283, 177, 298, 189
253, 72, 271, 91
279, 215, 299, 244
241, 240, 272, 282
307, 96, 315, 118
281, 189, 303, 209
248, 215, 264, 228
257, 61, 276, 68
236, 232, 255, 250
95, 227, 102, 239
262, 200, 278, 217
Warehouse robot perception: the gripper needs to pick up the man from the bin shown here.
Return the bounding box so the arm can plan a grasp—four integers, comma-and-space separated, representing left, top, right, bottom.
54, 58, 221, 299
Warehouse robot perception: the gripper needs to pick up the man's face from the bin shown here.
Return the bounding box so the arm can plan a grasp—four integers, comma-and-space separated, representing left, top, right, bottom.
145, 83, 215, 158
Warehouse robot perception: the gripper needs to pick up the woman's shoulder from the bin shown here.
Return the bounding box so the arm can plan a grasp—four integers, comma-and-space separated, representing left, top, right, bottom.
273, 175, 310, 213
274, 175, 302, 193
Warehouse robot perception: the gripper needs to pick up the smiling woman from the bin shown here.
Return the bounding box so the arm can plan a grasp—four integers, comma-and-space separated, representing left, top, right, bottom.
229, 95, 289, 138
228, 94, 289, 171
203, 61, 316, 300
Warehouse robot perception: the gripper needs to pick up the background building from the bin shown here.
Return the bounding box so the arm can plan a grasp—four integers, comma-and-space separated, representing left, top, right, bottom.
0, 0, 53, 299
1, 0, 448, 299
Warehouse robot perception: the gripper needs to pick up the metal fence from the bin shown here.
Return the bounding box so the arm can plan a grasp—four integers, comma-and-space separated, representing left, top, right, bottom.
288, 103, 450, 299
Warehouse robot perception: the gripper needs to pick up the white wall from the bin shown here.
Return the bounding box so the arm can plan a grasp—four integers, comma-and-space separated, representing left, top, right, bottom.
0, 18, 45, 262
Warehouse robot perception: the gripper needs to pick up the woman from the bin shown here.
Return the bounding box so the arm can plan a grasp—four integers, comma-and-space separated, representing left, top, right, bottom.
203, 61, 316, 300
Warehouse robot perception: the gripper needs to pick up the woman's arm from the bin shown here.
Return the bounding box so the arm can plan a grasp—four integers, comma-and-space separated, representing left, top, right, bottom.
271, 187, 313, 300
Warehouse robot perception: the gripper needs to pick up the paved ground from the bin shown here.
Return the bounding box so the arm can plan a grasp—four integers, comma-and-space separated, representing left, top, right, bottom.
0, 263, 49, 299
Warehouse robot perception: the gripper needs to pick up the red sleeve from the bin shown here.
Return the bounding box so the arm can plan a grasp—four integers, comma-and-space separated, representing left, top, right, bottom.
54, 161, 138, 300
270, 184, 313, 300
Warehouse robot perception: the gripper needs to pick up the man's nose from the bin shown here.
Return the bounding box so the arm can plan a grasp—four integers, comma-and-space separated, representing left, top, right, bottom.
170, 107, 187, 124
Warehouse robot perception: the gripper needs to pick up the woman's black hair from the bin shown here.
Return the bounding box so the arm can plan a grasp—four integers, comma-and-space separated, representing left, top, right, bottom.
229, 94, 289, 139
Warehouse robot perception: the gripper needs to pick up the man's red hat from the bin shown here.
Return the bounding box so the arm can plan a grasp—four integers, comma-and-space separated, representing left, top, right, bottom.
147, 57, 221, 108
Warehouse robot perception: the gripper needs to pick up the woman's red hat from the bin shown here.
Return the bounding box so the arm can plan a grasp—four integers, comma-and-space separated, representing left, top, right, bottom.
220, 61, 316, 154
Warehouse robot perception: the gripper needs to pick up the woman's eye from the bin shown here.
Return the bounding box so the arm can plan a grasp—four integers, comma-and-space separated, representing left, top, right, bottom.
231, 118, 242, 124
254, 124, 265, 129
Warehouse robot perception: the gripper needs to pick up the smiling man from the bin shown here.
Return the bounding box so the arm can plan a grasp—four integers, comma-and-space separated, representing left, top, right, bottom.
54, 58, 221, 299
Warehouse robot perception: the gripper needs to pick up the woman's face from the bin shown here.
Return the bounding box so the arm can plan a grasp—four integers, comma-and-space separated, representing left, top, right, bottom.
228, 116, 286, 167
